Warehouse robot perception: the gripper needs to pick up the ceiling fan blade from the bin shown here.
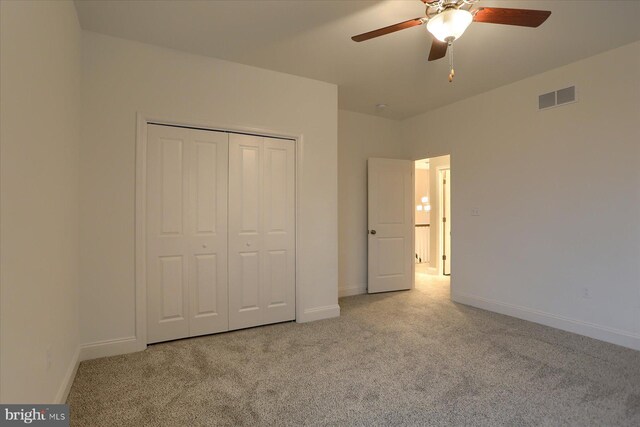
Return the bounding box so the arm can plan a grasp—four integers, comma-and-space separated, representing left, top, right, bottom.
473, 7, 551, 28
428, 40, 448, 61
351, 17, 425, 42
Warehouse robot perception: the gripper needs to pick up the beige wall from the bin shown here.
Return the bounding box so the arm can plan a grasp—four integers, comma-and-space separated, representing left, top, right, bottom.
402, 41, 640, 350
0, 0, 81, 402
338, 110, 410, 296
80, 32, 339, 354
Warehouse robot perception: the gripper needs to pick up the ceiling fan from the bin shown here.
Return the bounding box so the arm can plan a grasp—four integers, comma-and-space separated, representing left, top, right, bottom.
352, 0, 551, 81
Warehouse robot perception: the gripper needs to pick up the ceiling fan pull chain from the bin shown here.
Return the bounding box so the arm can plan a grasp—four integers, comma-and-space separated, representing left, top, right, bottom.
448, 42, 455, 83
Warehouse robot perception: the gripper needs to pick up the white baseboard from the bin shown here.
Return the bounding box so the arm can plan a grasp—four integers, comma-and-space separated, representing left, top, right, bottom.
339, 284, 366, 297
299, 304, 341, 323
55, 346, 80, 403
452, 291, 640, 351
79, 336, 145, 361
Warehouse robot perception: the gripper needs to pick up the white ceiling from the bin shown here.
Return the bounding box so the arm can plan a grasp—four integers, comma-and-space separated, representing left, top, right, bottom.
74, 0, 640, 120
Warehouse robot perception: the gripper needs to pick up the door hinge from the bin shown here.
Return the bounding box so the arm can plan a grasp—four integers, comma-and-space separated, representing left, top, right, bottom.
442, 217, 446, 223
442, 255, 447, 261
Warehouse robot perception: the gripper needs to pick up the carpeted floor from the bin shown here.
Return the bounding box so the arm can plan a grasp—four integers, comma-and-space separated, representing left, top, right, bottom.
67, 267, 640, 426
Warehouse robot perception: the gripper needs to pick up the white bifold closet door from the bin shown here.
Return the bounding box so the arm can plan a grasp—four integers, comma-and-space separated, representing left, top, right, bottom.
228, 134, 296, 330
146, 125, 295, 344
146, 124, 229, 344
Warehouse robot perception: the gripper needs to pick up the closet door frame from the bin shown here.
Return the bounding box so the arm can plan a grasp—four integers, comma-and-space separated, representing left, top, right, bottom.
134, 113, 303, 351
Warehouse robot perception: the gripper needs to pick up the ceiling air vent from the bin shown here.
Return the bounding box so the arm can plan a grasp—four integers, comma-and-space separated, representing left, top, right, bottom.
538, 86, 576, 111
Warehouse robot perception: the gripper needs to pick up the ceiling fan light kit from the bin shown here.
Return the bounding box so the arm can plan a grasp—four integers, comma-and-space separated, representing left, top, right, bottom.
351, 0, 551, 82
426, 8, 472, 43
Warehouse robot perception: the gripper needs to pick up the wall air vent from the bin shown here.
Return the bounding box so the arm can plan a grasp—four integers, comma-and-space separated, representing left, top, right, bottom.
538, 91, 556, 110
556, 86, 576, 105
538, 86, 577, 111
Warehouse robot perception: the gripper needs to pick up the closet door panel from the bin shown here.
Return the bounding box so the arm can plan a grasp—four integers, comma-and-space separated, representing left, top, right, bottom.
187, 130, 229, 337
146, 126, 190, 343
229, 134, 295, 330
261, 138, 295, 323
147, 125, 228, 343
228, 135, 262, 329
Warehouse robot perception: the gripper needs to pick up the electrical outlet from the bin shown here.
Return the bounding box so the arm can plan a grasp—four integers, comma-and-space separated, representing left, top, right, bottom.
471, 208, 480, 216
46, 346, 52, 371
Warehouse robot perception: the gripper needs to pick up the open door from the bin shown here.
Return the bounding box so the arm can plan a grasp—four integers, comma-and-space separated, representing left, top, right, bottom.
368, 158, 414, 293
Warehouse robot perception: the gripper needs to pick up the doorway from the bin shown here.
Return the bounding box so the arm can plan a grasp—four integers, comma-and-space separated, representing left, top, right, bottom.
414, 155, 450, 278
366, 154, 450, 294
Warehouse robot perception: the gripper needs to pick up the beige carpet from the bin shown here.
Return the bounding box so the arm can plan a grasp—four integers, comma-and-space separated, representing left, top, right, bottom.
68, 269, 640, 426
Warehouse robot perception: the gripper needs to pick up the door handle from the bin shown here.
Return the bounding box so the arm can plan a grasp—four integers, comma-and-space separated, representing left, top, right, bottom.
370, 230, 377, 235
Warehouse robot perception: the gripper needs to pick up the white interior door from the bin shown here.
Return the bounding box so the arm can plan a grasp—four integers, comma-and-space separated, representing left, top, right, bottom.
442, 169, 451, 275
146, 124, 229, 343
368, 158, 414, 293
228, 134, 295, 330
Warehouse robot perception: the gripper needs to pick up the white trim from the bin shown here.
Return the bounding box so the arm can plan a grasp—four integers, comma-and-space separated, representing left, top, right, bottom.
294, 134, 304, 325
452, 291, 640, 351
339, 284, 367, 298
436, 166, 450, 276
411, 167, 416, 290
135, 114, 149, 351
55, 346, 80, 403
299, 304, 341, 323
79, 336, 140, 361
135, 113, 305, 349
